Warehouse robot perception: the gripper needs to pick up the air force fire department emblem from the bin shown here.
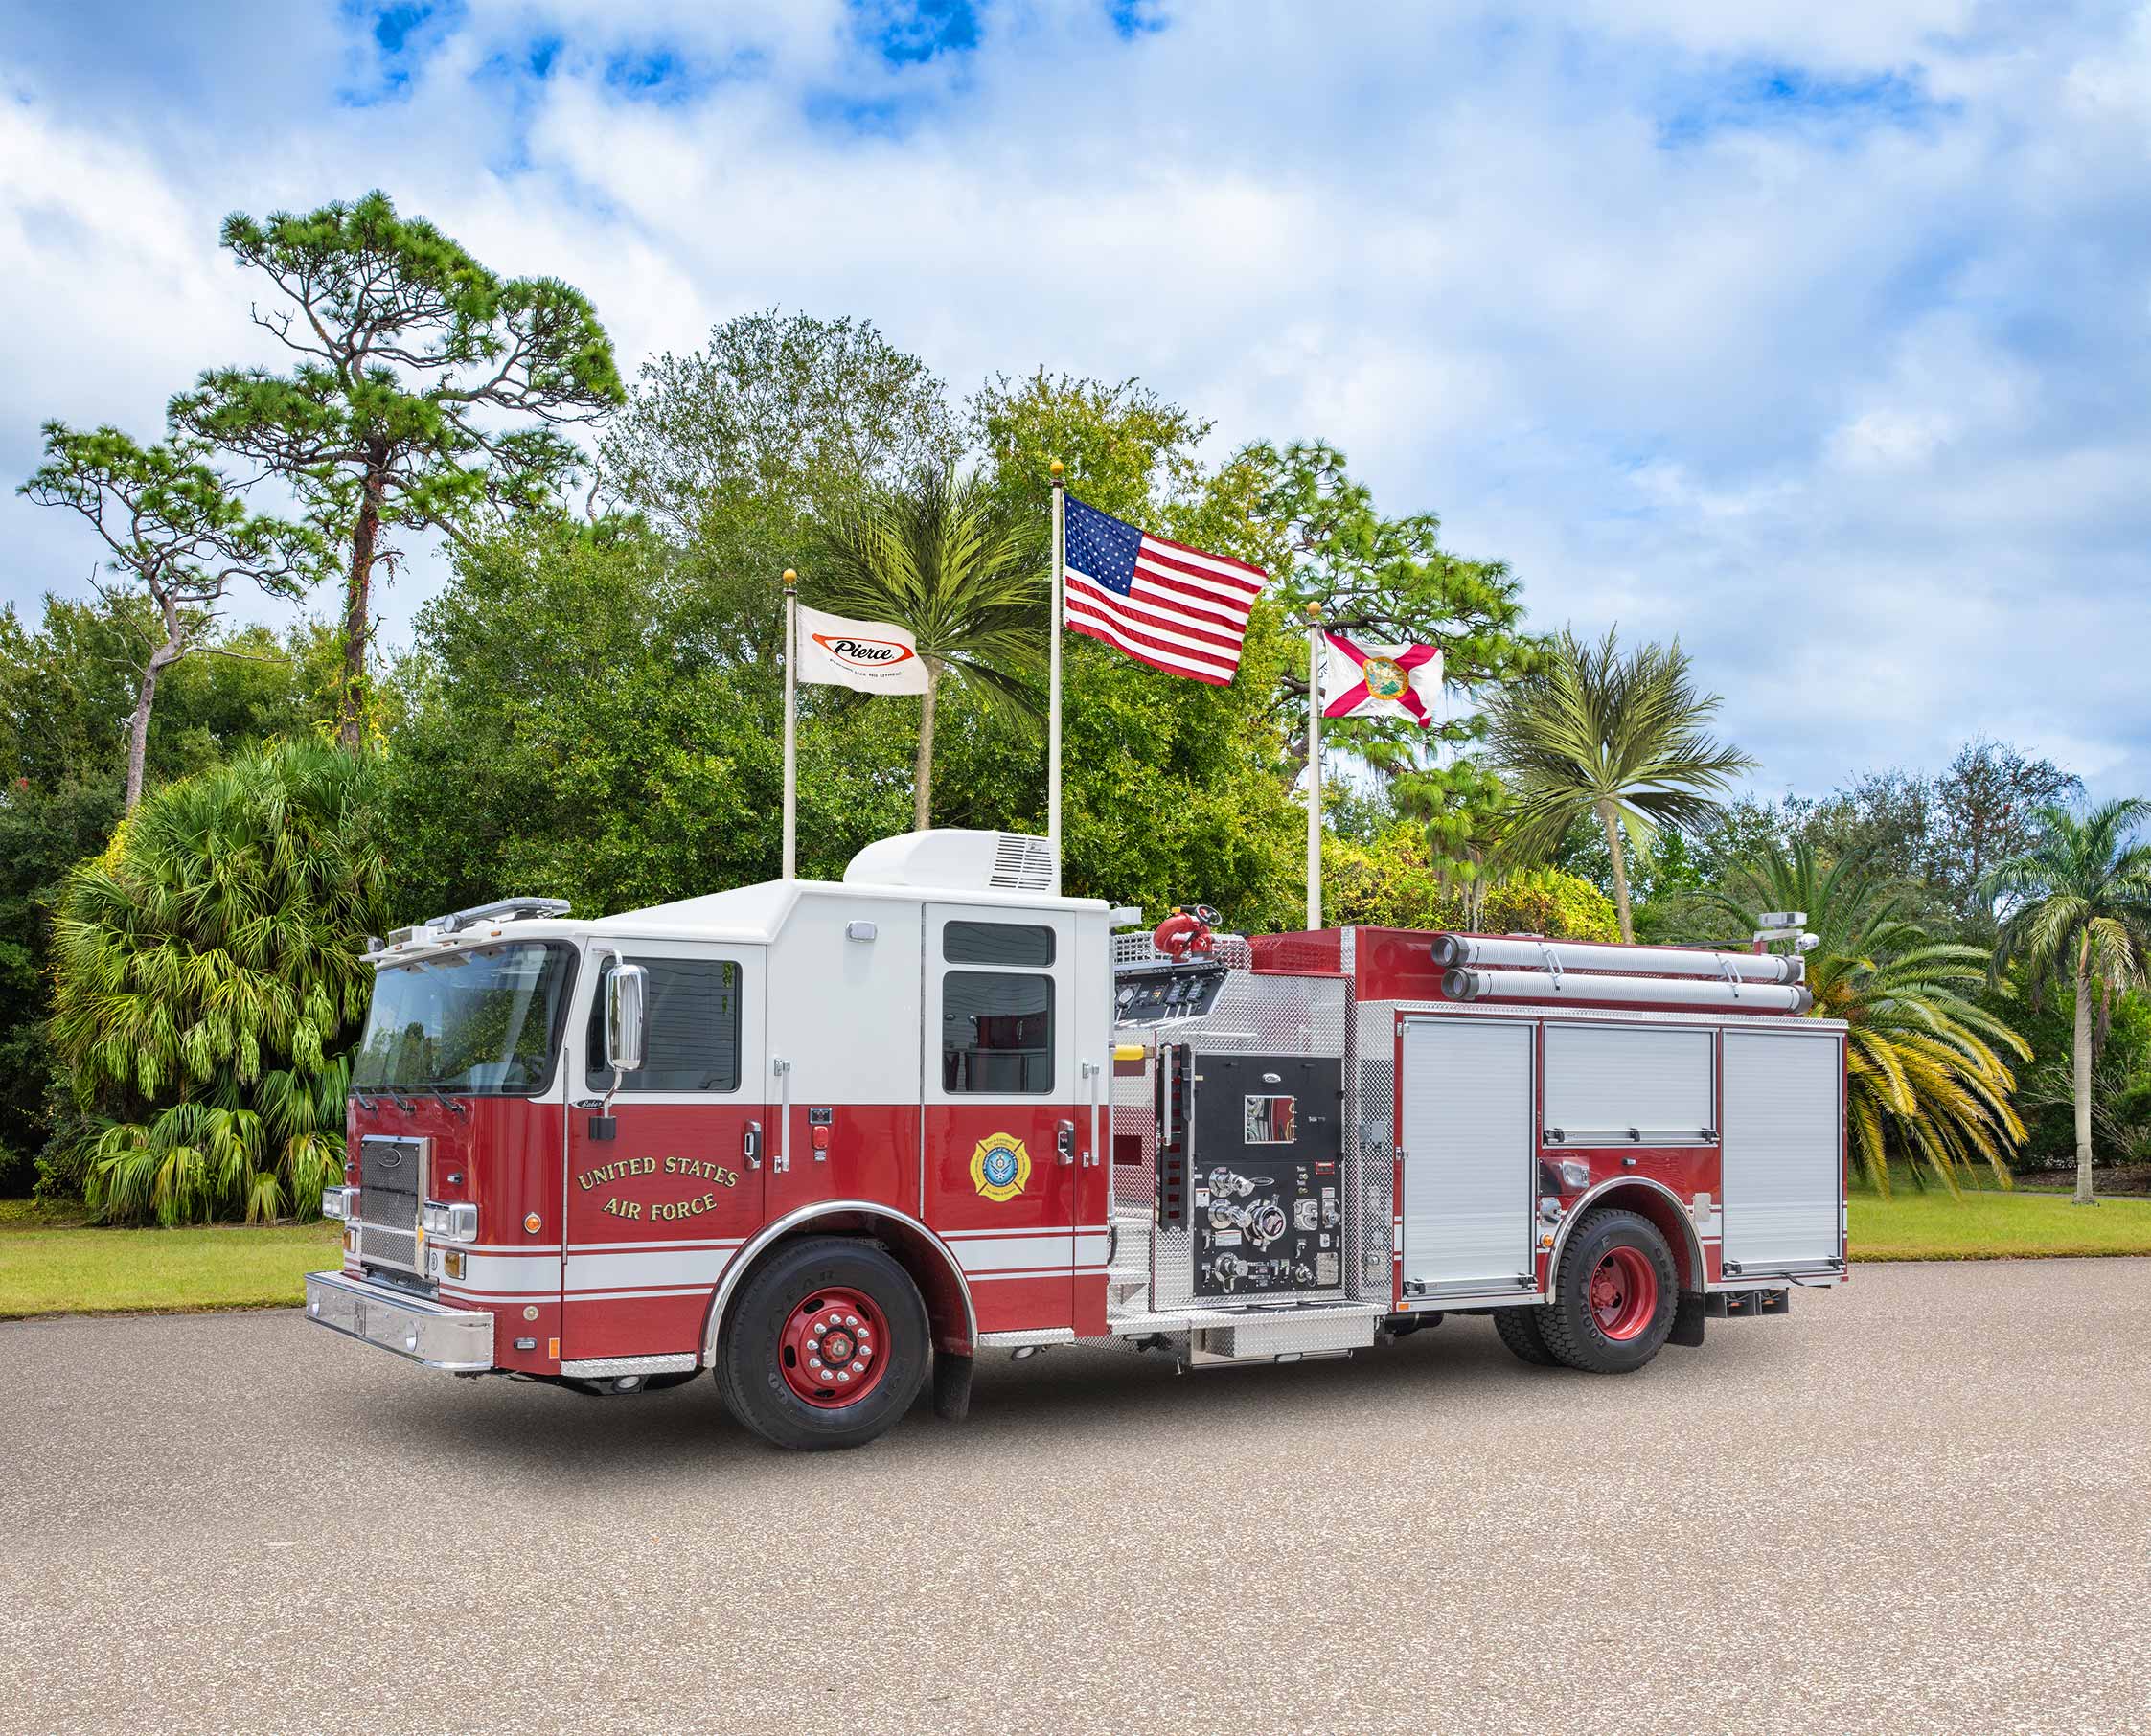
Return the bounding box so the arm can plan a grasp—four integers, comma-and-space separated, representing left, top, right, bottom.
970, 1133, 1032, 1203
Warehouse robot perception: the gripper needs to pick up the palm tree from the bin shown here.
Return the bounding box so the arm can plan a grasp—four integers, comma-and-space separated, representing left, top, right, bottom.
49, 741, 388, 1223
1484, 627, 1754, 942
811, 468, 1045, 831
1984, 800, 2151, 1204
1701, 840, 2028, 1196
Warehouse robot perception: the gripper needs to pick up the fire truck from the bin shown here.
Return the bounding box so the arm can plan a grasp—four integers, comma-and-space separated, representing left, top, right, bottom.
306, 828, 1848, 1450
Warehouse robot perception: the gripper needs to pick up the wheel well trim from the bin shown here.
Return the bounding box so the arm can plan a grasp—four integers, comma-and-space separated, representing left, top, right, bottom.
698, 1199, 977, 1367
1547, 1176, 1705, 1292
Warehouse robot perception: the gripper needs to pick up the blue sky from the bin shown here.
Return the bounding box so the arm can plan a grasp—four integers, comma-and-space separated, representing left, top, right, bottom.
3, 0, 2148, 802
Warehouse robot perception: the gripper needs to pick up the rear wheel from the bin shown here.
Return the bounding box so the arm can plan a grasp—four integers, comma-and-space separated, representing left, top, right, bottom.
718, 1236, 929, 1450
1539, 1208, 1677, 1374
1492, 1303, 1561, 1366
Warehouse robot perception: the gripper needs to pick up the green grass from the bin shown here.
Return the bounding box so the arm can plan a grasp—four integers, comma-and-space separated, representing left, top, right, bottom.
2, 1168, 2148, 1320
0, 1211, 340, 1319
1851, 1183, 2151, 1261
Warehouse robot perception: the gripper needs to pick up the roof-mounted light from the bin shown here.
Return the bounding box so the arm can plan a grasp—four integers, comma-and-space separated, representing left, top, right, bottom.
424, 897, 572, 935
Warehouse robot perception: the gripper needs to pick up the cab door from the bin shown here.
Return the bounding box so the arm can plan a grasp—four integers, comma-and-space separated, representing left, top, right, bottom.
561, 940, 767, 1361
921, 906, 1078, 1330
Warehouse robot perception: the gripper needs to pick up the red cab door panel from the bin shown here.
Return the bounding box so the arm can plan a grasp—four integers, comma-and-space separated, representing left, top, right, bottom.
561, 941, 767, 1361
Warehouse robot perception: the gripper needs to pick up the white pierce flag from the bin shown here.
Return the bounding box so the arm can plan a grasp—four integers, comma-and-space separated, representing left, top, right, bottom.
795, 604, 930, 695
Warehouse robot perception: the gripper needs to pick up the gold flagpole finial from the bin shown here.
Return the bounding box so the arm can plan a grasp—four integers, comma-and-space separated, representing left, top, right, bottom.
1308, 601, 1322, 621
1049, 458, 1064, 480
782, 569, 796, 588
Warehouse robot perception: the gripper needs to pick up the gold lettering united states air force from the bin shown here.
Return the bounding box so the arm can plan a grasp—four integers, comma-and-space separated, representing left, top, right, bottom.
576, 1154, 740, 1222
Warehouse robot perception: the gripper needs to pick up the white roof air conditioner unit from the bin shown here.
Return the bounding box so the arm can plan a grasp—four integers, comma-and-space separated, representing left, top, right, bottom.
842, 830, 1059, 895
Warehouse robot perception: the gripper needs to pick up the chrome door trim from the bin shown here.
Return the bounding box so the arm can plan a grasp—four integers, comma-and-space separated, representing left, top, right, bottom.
1545, 1175, 1707, 1291
698, 1198, 977, 1366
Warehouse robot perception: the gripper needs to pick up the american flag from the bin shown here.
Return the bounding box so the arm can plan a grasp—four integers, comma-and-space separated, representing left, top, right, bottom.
1062, 493, 1267, 685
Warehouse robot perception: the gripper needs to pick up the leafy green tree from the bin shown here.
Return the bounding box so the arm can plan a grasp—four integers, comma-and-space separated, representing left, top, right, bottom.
382, 518, 921, 924
1773, 741, 2080, 938
0, 781, 120, 1190
1700, 840, 2027, 1195
965, 370, 1307, 927
1322, 826, 1618, 940
171, 190, 625, 748
810, 468, 1044, 829
19, 424, 318, 808
1985, 800, 2151, 1204
1246, 441, 1534, 756
48, 742, 388, 1222
1486, 627, 1755, 942
603, 310, 958, 664
0, 597, 340, 1192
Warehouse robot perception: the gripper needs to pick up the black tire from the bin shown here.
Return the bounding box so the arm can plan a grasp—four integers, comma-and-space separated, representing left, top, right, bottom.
1492, 1303, 1561, 1366
718, 1236, 930, 1451
1539, 1208, 1678, 1374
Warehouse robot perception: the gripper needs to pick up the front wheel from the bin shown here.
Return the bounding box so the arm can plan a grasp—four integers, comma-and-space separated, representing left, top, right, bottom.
718, 1236, 930, 1450
1539, 1208, 1678, 1374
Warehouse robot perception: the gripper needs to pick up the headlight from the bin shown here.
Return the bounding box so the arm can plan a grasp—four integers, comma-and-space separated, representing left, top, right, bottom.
1558, 1159, 1590, 1191
421, 1200, 479, 1243
321, 1186, 355, 1221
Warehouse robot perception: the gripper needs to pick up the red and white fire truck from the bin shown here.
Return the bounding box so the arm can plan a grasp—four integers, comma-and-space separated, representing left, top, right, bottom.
307, 828, 1847, 1450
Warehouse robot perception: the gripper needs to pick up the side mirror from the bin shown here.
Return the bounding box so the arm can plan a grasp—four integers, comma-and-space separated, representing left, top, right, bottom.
606, 963, 648, 1078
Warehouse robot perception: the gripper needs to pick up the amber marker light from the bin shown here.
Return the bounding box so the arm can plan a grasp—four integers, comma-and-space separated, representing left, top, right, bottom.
524, 1212, 543, 1234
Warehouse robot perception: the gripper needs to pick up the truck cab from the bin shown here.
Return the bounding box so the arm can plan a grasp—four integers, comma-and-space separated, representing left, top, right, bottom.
309, 830, 1116, 1447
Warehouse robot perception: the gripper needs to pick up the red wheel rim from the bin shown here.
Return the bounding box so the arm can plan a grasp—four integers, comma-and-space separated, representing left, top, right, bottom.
778, 1287, 890, 1407
1587, 1246, 1657, 1341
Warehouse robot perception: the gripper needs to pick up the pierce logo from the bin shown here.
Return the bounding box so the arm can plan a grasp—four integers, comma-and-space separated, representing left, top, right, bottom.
813, 634, 917, 671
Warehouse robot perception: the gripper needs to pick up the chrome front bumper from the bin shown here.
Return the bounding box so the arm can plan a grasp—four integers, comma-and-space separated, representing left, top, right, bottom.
304, 1270, 495, 1373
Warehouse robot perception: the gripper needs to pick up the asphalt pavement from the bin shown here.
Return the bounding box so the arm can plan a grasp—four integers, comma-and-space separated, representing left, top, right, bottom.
4, 1259, 2149, 1735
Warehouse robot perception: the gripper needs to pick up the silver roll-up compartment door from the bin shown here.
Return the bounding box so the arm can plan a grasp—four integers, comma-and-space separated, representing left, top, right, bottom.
1397, 1016, 1536, 1294
1542, 1022, 1715, 1145
1722, 1027, 1845, 1273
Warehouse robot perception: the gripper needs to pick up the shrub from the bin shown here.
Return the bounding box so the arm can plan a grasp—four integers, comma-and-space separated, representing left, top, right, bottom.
1321, 831, 1619, 941
49, 742, 387, 1223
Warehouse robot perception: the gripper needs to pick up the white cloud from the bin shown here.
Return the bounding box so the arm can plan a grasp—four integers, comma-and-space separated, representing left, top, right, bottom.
1, 0, 2147, 806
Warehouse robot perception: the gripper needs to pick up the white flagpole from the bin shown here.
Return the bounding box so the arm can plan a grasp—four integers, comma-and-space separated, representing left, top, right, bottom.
1307, 602, 1322, 930
1047, 459, 1064, 893
782, 568, 798, 879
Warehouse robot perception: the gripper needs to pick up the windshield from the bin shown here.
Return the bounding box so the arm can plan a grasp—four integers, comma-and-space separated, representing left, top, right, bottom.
353, 942, 576, 1097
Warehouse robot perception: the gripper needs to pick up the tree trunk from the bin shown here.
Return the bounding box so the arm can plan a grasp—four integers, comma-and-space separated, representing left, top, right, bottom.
2072, 954, 2096, 1206
913, 658, 941, 833
1596, 798, 1635, 943
125, 593, 189, 812
339, 469, 385, 752
124, 637, 184, 812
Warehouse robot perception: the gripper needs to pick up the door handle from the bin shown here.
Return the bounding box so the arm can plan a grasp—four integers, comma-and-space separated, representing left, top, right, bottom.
1055, 1120, 1076, 1167
1083, 1060, 1102, 1168
744, 1121, 762, 1169
773, 1059, 791, 1175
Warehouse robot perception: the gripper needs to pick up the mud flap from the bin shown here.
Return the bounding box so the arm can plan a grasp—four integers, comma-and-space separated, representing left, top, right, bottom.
1671, 1291, 1706, 1348
933, 1350, 973, 1421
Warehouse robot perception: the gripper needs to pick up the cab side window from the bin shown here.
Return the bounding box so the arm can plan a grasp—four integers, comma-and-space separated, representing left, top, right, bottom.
587, 958, 742, 1093
941, 923, 1055, 1094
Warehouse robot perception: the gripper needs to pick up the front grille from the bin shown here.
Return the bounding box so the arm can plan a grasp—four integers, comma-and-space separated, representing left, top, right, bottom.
359, 1222, 419, 1269
356, 1136, 427, 1275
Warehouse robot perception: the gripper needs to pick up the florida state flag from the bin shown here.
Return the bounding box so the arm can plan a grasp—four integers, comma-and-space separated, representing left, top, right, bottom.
1318, 634, 1443, 727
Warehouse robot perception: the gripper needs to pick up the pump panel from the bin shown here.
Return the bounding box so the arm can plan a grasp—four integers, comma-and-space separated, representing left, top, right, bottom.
1185, 1052, 1342, 1298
